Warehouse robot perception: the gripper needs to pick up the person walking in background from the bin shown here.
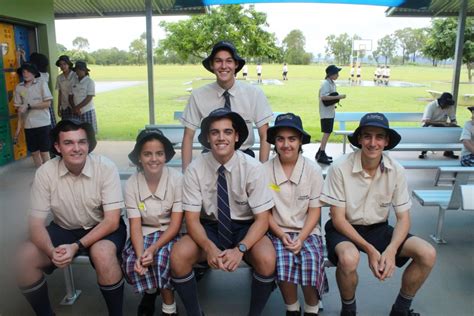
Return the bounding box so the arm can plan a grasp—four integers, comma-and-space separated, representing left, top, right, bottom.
264, 113, 328, 316
349, 64, 355, 84
55, 55, 76, 120
122, 128, 183, 316
257, 63, 263, 84
13, 63, 53, 168
419, 92, 458, 159
242, 64, 248, 80
356, 65, 362, 85
69, 61, 98, 133
383, 65, 391, 86
316, 65, 346, 165
460, 106, 474, 166
282, 63, 288, 81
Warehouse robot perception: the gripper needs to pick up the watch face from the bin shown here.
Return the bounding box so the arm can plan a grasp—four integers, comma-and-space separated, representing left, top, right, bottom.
238, 243, 247, 253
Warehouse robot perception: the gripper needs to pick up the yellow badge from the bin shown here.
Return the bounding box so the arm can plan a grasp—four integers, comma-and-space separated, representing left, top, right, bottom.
269, 183, 280, 192
138, 202, 146, 212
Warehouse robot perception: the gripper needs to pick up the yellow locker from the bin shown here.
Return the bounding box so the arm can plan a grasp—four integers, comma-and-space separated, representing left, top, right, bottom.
9, 115, 27, 160
0, 23, 18, 69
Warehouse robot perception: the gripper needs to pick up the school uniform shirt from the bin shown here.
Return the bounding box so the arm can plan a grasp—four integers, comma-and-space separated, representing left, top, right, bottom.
460, 120, 474, 157
180, 80, 273, 151
320, 150, 412, 226
30, 154, 124, 230
264, 154, 324, 235
125, 167, 183, 236
14, 79, 53, 129
256, 65, 262, 74
318, 78, 337, 119
70, 75, 95, 114
56, 71, 76, 110
383, 67, 391, 77
422, 100, 456, 123
183, 151, 274, 221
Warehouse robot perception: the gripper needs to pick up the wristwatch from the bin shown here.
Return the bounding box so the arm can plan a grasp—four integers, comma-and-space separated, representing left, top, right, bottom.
75, 240, 86, 251
238, 243, 248, 254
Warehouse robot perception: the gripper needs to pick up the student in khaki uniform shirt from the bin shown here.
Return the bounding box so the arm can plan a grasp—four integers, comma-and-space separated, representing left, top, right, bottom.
460, 106, 474, 166
180, 41, 273, 171
121, 128, 183, 316
16, 119, 127, 316
55, 55, 76, 120
171, 108, 276, 316
321, 113, 436, 316
14, 63, 53, 168
264, 113, 328, 316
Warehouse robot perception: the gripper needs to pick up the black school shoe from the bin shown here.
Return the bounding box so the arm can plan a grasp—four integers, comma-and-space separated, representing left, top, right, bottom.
443, 151, 459, 159
315, 149, 333, 161
317, 151, 333, 165
389, 305, 420, 316
304, 313, 318, 316
286, 310, 301, 316
137, 292, 158, 316
161, 313, 178, 316
340, 311, 356, 316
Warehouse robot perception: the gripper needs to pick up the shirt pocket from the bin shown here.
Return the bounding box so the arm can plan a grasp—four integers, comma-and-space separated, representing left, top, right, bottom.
375, 194, 392, 218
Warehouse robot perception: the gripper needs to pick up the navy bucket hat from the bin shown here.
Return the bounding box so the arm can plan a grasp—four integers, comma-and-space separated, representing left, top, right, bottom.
267, 113, 311, 145
202, 41, 246, 74
128, 128, 176, 164
348, 113, 401, 150
325, 64, 342, 78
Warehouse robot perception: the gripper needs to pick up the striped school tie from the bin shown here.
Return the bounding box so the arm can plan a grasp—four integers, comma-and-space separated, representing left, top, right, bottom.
217, 165, 233, 249
223, 90, 231, 109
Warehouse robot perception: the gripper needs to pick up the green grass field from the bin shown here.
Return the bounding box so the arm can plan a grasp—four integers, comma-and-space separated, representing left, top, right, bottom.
91, 64, 474, 141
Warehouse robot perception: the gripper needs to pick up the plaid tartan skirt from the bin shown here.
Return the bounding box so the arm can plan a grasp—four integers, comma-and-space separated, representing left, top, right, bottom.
80, 109, 98, 134
48, 104, 57, 128
59, 107, 75, 121
461, 154, 474, 166
269, 232, 328, 295
121, 231, 179, 293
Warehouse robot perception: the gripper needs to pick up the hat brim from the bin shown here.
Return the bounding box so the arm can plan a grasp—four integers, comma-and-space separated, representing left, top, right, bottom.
326, 67, 342, 77
266, 125, 311, 145
55, 58, 73, 68
73, 66, 90, 72
17, 65, 41, 78
198, 111, 249, 150
128, 132, 176, 165
348, 124, 401, 151
50, 119, 97, 156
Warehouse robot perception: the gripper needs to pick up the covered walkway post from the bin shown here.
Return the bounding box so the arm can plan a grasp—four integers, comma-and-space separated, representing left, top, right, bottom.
452, 0, 468, 107
145, 0, 155, 124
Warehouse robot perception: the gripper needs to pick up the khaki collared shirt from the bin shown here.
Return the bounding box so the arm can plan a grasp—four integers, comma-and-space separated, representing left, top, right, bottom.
422, 100, 456, 123
56, 71, 76, 109
30, 154, 124, 230
125, 167, 183, 236
180, 80, 273, 150
264, 154, 324, 235
460, 120, 474, 157
70, 75, 95, 114
319, 78, 337, 119
183, 151, 274, 220
320, 151, 412, 225
14, 79, 53, 129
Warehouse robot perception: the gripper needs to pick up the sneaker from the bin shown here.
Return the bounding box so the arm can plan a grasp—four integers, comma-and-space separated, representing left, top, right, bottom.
443, 151, 459, 159
317, 151, 333, 164
340, 311, 356, 316
286, 310, 301, 316
389, 306, 420, 316
137, 292, 158, 316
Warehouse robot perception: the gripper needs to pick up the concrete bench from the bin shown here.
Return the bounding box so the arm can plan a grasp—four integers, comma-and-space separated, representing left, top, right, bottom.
398, 159, 461, 169
334, 112, 423, 154
412, 166, 474, 244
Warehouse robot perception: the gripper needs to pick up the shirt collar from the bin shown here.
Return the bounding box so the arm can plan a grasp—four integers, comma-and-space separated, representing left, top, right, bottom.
207, 151, 238, 174
215, 81, 237, 98
58, 155, 92, 178
352, 150, 393, 175
137, 167, 169, 201
273, 154, 305, 185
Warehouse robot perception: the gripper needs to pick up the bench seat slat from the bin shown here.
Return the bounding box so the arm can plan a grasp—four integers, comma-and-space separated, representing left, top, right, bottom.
412, 190, 451, 207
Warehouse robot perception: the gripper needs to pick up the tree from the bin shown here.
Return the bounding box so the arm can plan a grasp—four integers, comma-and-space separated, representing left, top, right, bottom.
423, 18, 474, 81
394, 28, 414, 64
377, 34, 397, 65
72, 37, 89, 51
325, 33, 351, 65
90, 48, 130, 65
57, 43, 67, 54
129, 33, 147, 65
159, 5, 280, 62
282, 29, 313, 65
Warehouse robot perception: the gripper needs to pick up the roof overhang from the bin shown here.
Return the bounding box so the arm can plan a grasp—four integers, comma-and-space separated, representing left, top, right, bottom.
54, 0, 208, 19
386, 0, 474, 17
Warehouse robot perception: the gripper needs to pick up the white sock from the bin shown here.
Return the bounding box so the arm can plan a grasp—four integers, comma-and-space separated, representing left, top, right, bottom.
286, 300, 300, 312
162, 301, 177, 314
304, 302, 319, 314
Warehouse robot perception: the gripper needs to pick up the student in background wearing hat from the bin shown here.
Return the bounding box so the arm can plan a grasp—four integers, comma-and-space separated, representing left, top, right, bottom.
171, 108, 276, 316
282, 63, 288, 81
264, 113, 328, 316
55, 55, 76, 120
69, 61, 98, 133
14, 62, 53, 168
383, 65, 391, 86
316, 64, 346, 165
460, 106, 474, 166
16, 119, 127, 316
257, 63, 263, 84
122, 127, 183, 316
321, 113, 436, 316
180, 41, 273, 171
419, 92, 458, 159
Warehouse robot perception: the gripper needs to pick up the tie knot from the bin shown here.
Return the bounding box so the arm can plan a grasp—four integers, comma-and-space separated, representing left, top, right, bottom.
218, 165, 226, 175
223, 90, 230, 97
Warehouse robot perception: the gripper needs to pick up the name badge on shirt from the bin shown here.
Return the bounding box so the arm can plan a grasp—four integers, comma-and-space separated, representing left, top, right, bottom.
138, 202, 146, 212
269, 183, 280, 192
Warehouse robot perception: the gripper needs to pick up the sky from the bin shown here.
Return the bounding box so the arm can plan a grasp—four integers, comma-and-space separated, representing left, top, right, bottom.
55, 3, 432, 55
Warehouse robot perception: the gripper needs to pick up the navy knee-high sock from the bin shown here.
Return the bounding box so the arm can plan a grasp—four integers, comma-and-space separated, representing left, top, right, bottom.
248, 272, 275, 316
99, 278, 124, 316
172, 270, 202, 316
20, 275, 54, 316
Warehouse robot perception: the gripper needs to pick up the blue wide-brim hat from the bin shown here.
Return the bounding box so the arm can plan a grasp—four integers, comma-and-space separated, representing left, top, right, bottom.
198, 107, 248, 150
129, 128, 176, 164
267, 113, 310, 145
325, 64, 342, 77
348, 112, 401, 150
202, 41, 246, 74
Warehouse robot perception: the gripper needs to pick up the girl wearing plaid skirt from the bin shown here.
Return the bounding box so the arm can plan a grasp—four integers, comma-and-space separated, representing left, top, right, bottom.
264, 113, 328, 316
122, 128, 183, 316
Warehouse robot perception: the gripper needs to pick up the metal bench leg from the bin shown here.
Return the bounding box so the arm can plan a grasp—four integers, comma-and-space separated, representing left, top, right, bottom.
342, 136, 347, 154
60, 265, 81, 305
430, 206, 447, 244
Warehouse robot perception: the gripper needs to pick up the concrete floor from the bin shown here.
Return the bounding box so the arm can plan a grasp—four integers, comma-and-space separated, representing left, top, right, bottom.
0, 142, 473, 316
